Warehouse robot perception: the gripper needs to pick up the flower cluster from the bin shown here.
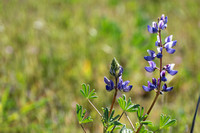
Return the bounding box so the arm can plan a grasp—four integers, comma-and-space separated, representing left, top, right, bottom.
147, 14, 168, 34
104, 58, 132, 92
77, 14, 178, 133
143, 14, 178, 93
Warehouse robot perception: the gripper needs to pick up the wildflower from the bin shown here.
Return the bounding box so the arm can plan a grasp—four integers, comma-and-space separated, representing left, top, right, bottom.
145, 61, 157, 72
104, 76, 114, 91
144, 50, 156, 61
162, 83, 173, 92
163, 64, 178, 75
147, 22, 158, 34
164, 35, 177, 54
158, 14, 168, 30
156, 47, 163, 58
118, 76, 132, 92
142, 78, 158, 92
160, 70, 167, 82
155, 35, 161, 47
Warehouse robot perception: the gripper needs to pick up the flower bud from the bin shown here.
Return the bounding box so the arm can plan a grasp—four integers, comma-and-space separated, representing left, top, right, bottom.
110, 58, 123, 77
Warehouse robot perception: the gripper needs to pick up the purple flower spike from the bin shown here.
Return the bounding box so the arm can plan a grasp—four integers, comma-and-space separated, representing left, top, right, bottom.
164, 64, 178, 76
147, 22, 158, 34
164, 35, 177, 54
104, 76, 114, 91
160, 70, 167, 82
145, 61, 156, 72
162, 83, 173, 92
144, 50, 156, 61
118, 76, 132, 92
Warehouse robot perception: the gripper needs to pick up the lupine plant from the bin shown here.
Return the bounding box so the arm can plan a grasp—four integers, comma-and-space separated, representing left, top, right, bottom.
76, 14, 178, 133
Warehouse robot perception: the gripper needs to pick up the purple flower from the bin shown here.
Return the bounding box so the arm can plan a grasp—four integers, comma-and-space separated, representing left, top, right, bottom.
158, 14, 168, 30
118, 76, 132, 92
104, 76, 114, 91
164, 35, 177, 54
163, 64, 178, 76
156, 47, 163, 58
144, 50, 156, 61
162, 83, 173, 92
161, 14, 168, 24
147, 22, 158, 34
160, 70, 167, 82
142, 78, 158, 92
145, 61, 157, 72
155, 35, 161, 47
118, 66, 124, 77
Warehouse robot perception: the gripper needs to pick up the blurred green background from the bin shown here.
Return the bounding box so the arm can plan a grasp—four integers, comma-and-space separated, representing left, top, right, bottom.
0, 0, 200, 132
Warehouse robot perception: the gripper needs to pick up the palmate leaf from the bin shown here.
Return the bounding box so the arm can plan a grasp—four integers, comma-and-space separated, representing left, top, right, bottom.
137, 107, 148, 122
160, 114, 176, 129
76, 104, 93, 124
118, 94, 139, 112
80, 83, 97, 99
102, 107, 122, 132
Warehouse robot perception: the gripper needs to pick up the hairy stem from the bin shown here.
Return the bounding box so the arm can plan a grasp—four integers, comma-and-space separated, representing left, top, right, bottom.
108, 77, 118, 117
118, 111, 125, 120
88, 99, 102, 117
136, 30, 162, 133
80, 124, 87, 133
125, 112, 136, 132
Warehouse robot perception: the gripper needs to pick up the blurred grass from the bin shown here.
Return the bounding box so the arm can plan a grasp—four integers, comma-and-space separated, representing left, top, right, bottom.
0, 0, 199, 132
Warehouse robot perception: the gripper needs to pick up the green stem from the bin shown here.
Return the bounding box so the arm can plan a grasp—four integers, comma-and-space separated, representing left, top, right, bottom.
88, 99, 102, 117
125, 112, 136, 132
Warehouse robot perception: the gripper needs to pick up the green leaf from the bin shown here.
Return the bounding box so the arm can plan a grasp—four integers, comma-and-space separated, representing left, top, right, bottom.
81, 116, 93, 123
126, 104, 140, 112
76, 104, 93, 124
137, 107, 148, 122
113, 121, 122, 126
163, 119, 176, 128
111, 114, 120, 122
160, 114, 176, 129
137, 106, 141, 118
101, 107, 122, 131
80, 83, 98, 99
141, 120, 153, 125
107, 124, 115, 131
104, 108, 109, 122
118, 94, 139, 112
